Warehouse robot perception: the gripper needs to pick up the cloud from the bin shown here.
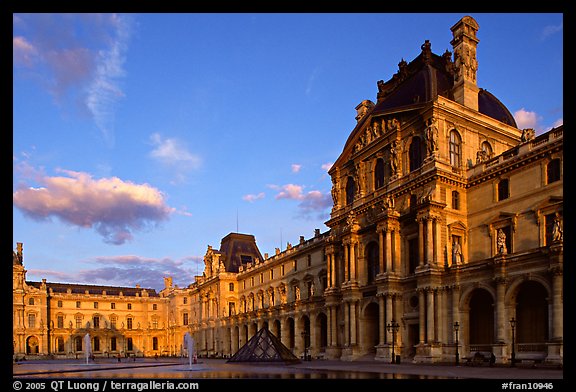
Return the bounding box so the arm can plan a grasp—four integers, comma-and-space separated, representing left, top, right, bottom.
321, 162, 333, 172
540, 21, 563, 41
27, 255, 202, 291
513, 108, 540, 130
149, 133, 202, 183
242, 192, 265, 202
13, 168, 174, 245
273, 183, 305, 200
13, 14, 133, 146
270, 183, 332, 220
291, 164, 302, 173
552, 118, 563, 128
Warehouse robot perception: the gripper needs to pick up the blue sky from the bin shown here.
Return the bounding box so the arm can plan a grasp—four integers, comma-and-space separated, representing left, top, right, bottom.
13, 13, 563, 291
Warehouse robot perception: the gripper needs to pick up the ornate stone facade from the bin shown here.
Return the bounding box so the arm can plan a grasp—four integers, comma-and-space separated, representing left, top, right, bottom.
13, 16, 562, 365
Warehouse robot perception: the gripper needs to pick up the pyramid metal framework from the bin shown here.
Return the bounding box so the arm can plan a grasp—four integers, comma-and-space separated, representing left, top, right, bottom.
227, 326, 301, 364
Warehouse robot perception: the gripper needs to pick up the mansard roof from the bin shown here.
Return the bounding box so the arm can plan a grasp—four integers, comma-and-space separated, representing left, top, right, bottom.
219, 232, 264, 273
25, 281, 160, 297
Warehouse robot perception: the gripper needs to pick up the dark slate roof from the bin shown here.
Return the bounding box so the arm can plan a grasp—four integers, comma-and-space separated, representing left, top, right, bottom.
26, 281, 160, 297
218, 233, 264, 273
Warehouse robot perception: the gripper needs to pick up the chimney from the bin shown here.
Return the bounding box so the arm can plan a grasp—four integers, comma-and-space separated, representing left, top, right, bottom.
450, 16, 480, 111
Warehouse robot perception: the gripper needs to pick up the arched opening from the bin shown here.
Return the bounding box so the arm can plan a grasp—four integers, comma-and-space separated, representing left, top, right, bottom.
272, 319, 281, 340
301, 315, 311, 354
374, 158, 385, 189
365, 241, 379, 282
315, 313, 328, 353
449, 130, 462, 167
26, 336, 39, 355
287, 317, 295, 350
516, 281, 548, 345
346, 176, 355, 205
468, 289, 494, 350
362, 302, 379, 354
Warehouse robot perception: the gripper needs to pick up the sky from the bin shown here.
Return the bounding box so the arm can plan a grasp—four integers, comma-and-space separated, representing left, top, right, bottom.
12, 13, 563, 291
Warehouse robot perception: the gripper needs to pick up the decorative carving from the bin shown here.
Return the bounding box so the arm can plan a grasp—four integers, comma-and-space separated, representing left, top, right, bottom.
425, 117, 439, 157
452, 240, 463, 266
476, 149, 489, 164
552, 212, 563, 242
390, 140, 400, 176
497, 229, 507, 254
521, 128, 536, 143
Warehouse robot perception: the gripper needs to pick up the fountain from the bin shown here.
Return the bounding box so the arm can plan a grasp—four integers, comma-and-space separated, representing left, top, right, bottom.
84, 333, 92, 365
183, 332, 195, 369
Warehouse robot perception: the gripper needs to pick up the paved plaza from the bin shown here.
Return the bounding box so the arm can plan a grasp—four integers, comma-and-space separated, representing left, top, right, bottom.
13, 357, 563, 380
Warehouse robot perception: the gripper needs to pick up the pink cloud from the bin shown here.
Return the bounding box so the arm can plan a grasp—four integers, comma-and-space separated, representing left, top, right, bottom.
13, 36, 38, 67
13, 168, 174, 245
513, 108, 540, 130
242, 192, 265, 202
274, 184, 304, 200
291, 164, 302, 173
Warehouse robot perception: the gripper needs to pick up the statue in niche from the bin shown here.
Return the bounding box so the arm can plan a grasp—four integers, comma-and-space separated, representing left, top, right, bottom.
390, 141, 399, 176
521, 128, 536, 142
331, 176, 340, 207
452, 240, 463, 266
384, 195, 395, 210
476, 149, 489, 164
373, 120, 381, 138
294, 286, 301, 301
425, 118, 439, 157
497, 229, 507, 254
279, 285, 287, 304
552, 213, 563, 242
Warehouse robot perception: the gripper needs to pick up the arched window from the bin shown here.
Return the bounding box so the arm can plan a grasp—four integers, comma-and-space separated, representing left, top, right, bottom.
481, 141, 493, 158
229, 282, 235, 292
450, 130, 462, 167
365, 242, 379, 282
28, 297, 35, 306
374, 158, 385, 189
547, 158, 561, 184
345, 176, 355, 205
409, 137, 423, 172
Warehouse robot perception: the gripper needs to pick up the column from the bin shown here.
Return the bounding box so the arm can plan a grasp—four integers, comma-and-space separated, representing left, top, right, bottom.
326, 253, 332, 288
426, 218, 434, 265
330, 253, 336, 287
327, 307, 333, 347
495, 278, 506, 343
331, 306, 338, 347
418, 289, 426, 343
378, 229, 385, 274
385, 230, 393, 273
385, 294, 393, 344
437, 288, 445, 343
378, 295, 386, 345
393, 229, 401, 273
434, 218, 441, 266
344, 302, 350, 346
418, 219, 425, 266
426, 288, 435, 343
350, 242, 356, 281
551, 271, 563, 340
452, 285, 460, 328
350, 301, 357, 346
344, 244, 349, 282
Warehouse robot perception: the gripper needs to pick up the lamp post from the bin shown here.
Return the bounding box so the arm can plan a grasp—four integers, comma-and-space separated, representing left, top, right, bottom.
510, 317, 516, 367
386, 320, 400, 364
453, 321, 460, 366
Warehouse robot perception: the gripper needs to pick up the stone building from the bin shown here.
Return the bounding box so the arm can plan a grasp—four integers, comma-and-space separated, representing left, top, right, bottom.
13, 15, 562, 365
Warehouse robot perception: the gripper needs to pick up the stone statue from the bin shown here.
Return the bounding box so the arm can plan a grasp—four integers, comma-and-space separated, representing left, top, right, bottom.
521, 128, 536, 142
331, 176, 340, 207
452, 241, 463, 265
476, 149, 489, 164
295, 286, 301, 301
425, 118, 439, 157
390, 141, 399, 176
497, 229, 507, 254
552, 213, 563, 242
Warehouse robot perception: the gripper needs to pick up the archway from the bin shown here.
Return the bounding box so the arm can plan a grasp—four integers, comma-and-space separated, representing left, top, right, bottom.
26, 336, 39, 355
362, 302, 379, 354
516, 281, 548, 344
468, 288, 494, 349
315, 312, 328, 353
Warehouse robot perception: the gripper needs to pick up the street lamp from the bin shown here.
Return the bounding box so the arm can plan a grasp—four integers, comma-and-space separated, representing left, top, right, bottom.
386, 320, 400, 364
453, 321, 460, 366
509, 317, 516, 367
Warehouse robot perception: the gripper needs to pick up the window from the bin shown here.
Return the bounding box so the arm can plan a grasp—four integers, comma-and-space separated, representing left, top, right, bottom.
410, 194, 418, 210
346, 176, 355, 205
28, 313, 36, 328
57, 300, 63, 308
94, 302, 98, 309
229, 282, 235, 292
259, 272, 264, 284
281, 265, 285, 276
449, 130, 462, 167
498, 179, 510, 201
93, 316, 100, 329
242, 280, 246, 290
183, 297, 188, 305
408, 238, 419, 274
240, 255, 253, 264
293, 259, 298, 271
76, 301, 81, 309
251, 277, 254, 287
452, 191, 460, 210
76, 315, 82, 329
75, 337, 82, 352
110, 316, 117, 329
127, 338, 133, 351
547, 159, 561, 184
111, 302, 116, 310
374, 158, 385, 189
57, 337, 65, 353
28, 298, 34, 306
127, 303, 132, 310
270, 269, 274, 280
152, 337, 159, 351
152, 304, 157, 311
183, 313, 189, 325
93, 336, 100, 352
57, 315, 64, 329
152, 319, 158, 329
127, 317, 133, 330
110, 337, 117, 351
307, 254, 312, 267
409, 136, 423, 171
